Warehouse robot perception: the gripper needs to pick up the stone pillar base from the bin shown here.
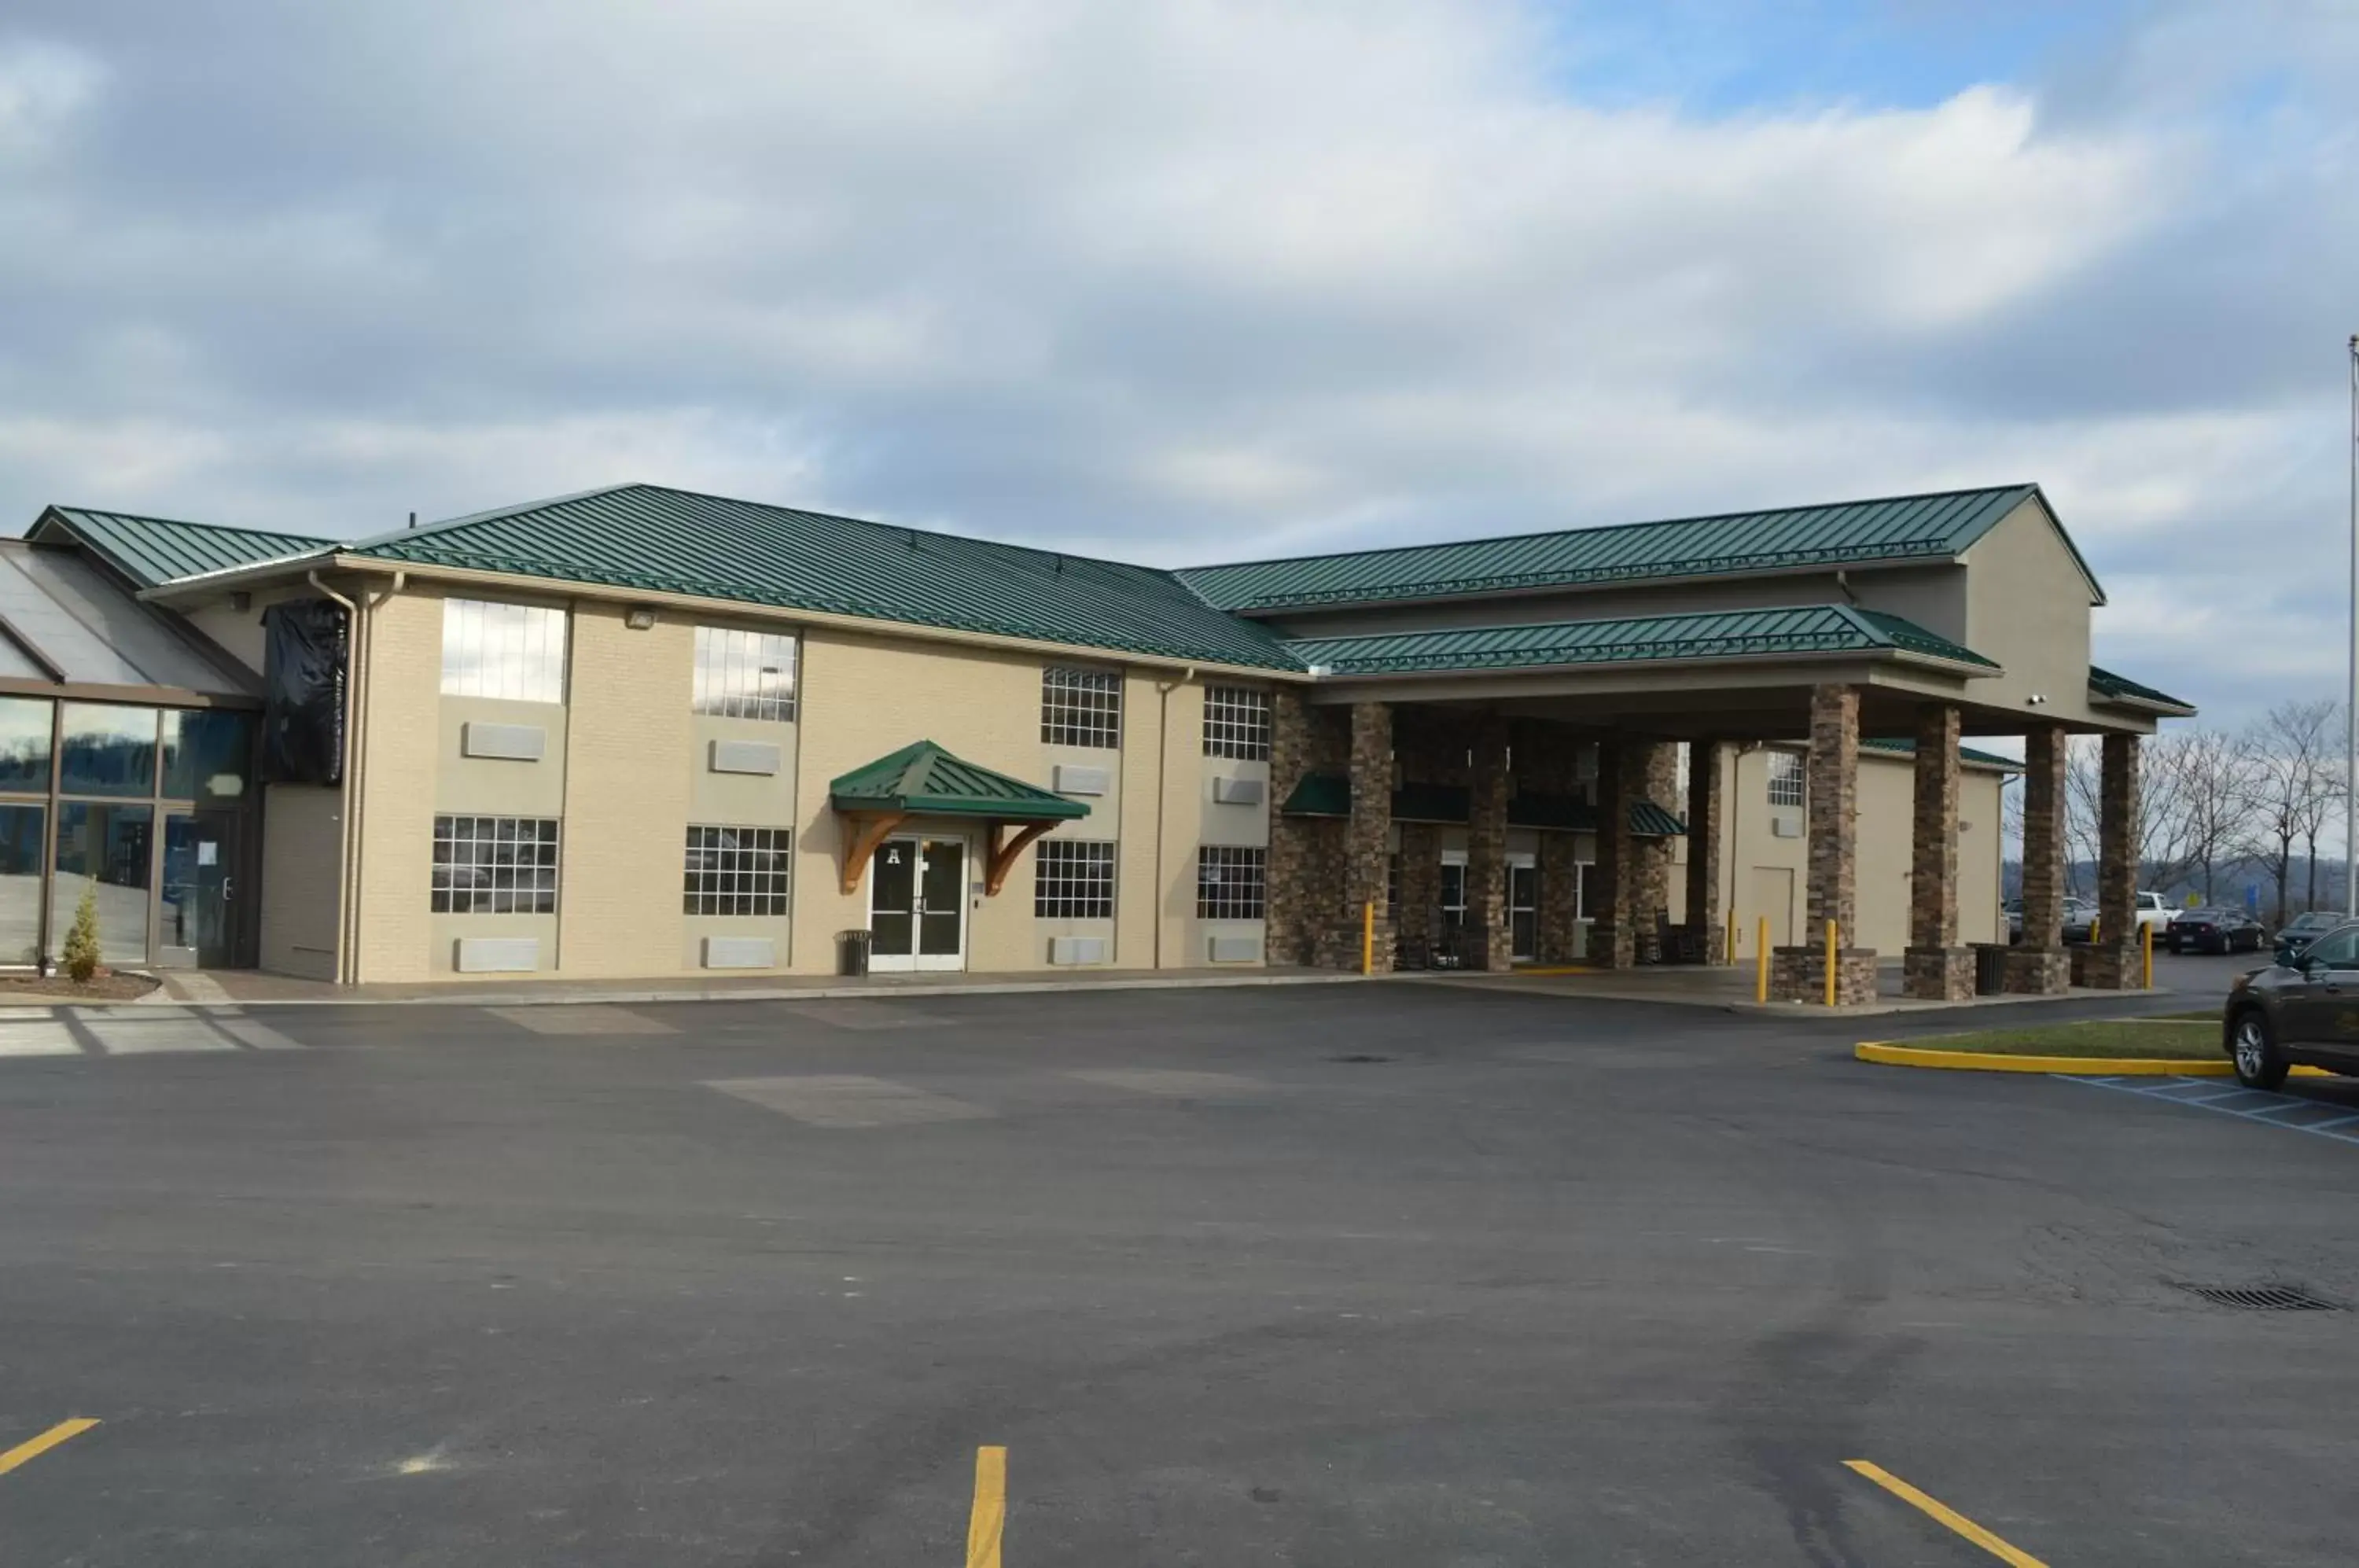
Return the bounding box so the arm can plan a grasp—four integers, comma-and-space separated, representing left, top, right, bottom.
2073, 940, 2145, 990
1771, 944, 1879, 1006
1587, 919, 1636, 970
1315, 918, 1395, 974
2001, 945, 2070, 996
1458, 922, 1515, 974
1686, 922, 1728, 966
1902, 944, 1976, 1002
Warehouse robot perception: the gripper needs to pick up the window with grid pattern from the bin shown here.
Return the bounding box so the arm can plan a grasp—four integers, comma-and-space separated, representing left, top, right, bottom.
441, 599, 569, 702
683, 825, 792, 916
1033, 839, 1115, 919
693, 627, 798, 721
432, 815, 560, 913
1041, 667, 1121, 748
1201, 685, 1271, 760
1195, 845, 1267, 920
1767, 751, 1806, 808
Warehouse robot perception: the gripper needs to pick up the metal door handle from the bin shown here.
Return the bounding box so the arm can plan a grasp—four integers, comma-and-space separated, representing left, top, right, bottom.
221, 876, 233, 901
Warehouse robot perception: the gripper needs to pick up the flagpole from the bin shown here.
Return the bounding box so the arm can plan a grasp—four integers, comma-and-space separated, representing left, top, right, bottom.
2348, 333, 2358, 914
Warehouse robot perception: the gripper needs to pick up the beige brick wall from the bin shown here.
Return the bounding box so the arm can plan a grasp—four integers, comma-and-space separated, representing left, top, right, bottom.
258, 783, 343, 979
350, 590, 442, 982
560, 605, 694, 977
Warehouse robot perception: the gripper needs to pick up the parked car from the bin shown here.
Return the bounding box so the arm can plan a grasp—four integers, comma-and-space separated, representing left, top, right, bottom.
2060, 896, 2098, 943
2224, 922, 2359, 1087
2273, 910, 2345, 966
2169, 906, 2266, 955
2132, 891, 2175, 933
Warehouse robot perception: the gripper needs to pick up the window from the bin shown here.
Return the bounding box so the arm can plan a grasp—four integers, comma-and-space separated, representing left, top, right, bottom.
1202, 685, 1271, 760
1767, 750, 1805, 808
441, 599, 569, 703
0, 697, 50, 793
51, 801, 150, 965
694, 627, 797, 721
2305, 927, 2359, 970
1034, 839, 1115, 918
162, 709, 252, 801
1196, 845, 1266, 920
1041, 667, 1121, 749
432, 815, 559, 914
60, 704, 156, 797
683, 826, 791, 916
1440, 860, 1467, 929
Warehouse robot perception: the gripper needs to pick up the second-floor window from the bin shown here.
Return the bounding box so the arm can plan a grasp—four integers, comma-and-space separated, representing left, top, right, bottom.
694, 627, 797, 721
1202, 685, 1271, 760
442, 599, 568, 703
1042, 667, 1121, 749
1767, 751, 1805, 808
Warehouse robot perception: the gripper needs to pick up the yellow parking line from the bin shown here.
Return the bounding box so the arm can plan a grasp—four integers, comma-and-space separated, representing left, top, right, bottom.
1844, 1459, 2048, 1567
966, 1445, 1006, 1568
0, 1418, 100, 1477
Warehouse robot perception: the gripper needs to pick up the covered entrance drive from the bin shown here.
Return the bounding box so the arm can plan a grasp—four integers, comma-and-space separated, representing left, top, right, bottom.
829, 740, 1089, 974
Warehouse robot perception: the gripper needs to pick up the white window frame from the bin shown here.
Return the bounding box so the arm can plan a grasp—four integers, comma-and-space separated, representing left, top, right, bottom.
1034, 838, 1117, 919
1766, 750, 1806, 808
683, 825, 792, 916
432, 815, 560, 914
1202, 685, 1272, 760
1195, 845, 1267, 920
1041, 667, 1122, 749
441, 599, 569, 703
693, 626, 798, 722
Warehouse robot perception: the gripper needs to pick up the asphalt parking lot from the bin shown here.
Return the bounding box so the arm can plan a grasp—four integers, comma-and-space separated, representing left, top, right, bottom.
2, 972, 2356, 1566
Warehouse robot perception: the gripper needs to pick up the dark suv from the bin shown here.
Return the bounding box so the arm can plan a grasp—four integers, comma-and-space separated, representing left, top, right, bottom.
2223, 920, 2359, 1088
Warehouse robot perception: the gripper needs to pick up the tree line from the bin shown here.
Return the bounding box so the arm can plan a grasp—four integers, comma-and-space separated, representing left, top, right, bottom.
2026, 699, 2349, 923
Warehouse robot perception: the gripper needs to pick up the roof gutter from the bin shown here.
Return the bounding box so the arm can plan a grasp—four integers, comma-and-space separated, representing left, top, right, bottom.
1294, 646, 2003, 686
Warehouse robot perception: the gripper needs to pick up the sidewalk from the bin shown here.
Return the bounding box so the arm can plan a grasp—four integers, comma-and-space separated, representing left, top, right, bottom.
1395, 960, 2193, 1018
146, 964, 1363, 1010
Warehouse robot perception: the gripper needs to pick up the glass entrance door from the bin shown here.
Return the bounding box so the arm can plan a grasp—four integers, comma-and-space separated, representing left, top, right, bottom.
1508, 856, 1538, 962
869, 837, 967, 973
160, 809, 241, 968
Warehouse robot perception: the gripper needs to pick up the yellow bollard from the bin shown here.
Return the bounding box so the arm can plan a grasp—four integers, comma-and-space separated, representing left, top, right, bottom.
2090, 914, 2100, 945
1725, 915, 1737, 965
1361, 900, 1375, 975
1824, 918, 1838, 1007
1754, 915, 1769, 1003
2143, 918, 2154, 988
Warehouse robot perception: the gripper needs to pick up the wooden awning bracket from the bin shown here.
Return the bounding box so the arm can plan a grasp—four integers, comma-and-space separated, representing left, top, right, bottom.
984, 820, 1054, 896
837, 811, 908, 894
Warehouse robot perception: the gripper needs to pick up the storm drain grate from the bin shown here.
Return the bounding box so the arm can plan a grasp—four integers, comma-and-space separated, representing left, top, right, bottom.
2174, 1283, 2342, 1312
1327, 1054, 1392, 1064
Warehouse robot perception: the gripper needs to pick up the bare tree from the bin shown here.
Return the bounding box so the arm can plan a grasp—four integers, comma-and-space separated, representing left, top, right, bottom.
2162, 729, 2261, 904
2248, 699, 2341, 922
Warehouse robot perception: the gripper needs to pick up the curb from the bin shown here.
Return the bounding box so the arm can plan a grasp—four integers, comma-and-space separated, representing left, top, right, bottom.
1855, 1040, 2333, 1077
123, 970, 1368, 1013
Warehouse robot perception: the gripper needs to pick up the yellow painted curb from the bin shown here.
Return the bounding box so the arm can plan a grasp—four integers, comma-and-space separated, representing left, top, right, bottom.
1855, 1041, 2335, 1077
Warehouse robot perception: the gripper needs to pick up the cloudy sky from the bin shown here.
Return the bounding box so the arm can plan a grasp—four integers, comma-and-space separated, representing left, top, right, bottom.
2, 0, 2353, 721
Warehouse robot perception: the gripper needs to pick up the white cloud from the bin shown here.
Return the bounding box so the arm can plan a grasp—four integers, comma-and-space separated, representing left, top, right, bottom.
0, 0, 2350, 723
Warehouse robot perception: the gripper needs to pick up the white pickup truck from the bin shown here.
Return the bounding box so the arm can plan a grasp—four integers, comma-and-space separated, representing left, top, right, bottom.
2008, 890, 2176, 942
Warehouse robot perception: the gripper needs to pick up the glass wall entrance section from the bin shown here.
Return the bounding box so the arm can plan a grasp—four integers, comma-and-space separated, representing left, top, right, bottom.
0, 804, 43, 964
51, 801, 155, 966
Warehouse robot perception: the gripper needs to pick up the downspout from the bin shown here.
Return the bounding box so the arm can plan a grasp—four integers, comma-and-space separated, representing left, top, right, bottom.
310, 568, 403, 985
1152, 665, 1198, 971
1724, 740, 1763, 955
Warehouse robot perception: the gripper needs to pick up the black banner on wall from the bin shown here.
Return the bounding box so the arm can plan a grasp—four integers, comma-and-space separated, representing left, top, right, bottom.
261, 598, 350, 786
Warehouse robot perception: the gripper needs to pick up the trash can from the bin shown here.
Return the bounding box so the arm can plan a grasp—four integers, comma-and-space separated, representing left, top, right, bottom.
1972, 942, 2007, 996
837, 928, 873, 977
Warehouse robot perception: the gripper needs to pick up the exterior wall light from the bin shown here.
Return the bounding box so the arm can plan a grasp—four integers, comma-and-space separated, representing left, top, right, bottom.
625, 607, 658, 630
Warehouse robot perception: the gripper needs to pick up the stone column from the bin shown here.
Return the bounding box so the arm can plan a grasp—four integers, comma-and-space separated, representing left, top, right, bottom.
1684, 741, 1724, 961
1632, 742, 1678, 937
1464, 717, 1512, 972
1264, 690, 1345, 966
2079, 732, 2143, 989
2004, 723, 2071, 995
1772, 684, 1876, 1004
1902, 704, 1974, 1000
1315, 701, 1397, 972
1397, 822, 1441, 963
1587, 738, 1636, 967
1538, 829, 1581, 963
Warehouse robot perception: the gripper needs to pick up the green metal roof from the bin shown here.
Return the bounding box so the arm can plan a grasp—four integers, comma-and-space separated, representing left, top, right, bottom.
830, 740, 1091, 821
2088, 664, 2196, 715
1280, 604, 1998, 679
1279, 774, 1684, 835
35, 506, 334, 590
340, 483, 1303, 672
1859, 736, 2022, 771
1178, 484, 2067, 613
